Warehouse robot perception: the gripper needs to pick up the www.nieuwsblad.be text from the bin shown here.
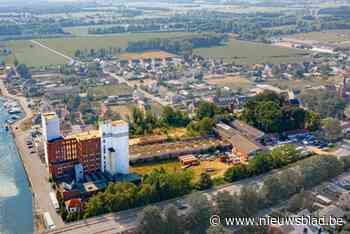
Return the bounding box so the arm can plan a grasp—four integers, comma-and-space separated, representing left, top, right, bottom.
209, 215, 345, 227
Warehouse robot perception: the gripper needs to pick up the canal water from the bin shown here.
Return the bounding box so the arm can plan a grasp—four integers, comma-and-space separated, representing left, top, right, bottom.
0, 98, 33, 234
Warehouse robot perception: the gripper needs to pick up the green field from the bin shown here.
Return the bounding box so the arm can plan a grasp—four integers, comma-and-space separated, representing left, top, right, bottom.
37, 32, 197, 57
5, 32, 310, 67
64, 24, 123, 36
4, 40, 69, 67
194, 39, 310, 65
4, 32, 196, 67
88, 84, 133, 97
287, 30, 350, 43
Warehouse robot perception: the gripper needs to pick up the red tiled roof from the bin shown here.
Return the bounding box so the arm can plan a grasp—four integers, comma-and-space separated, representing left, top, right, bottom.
65, 198, 81, 208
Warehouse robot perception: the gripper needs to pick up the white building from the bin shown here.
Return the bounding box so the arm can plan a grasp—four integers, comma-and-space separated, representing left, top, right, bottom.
100, 120, 129, 175
41, 112, 61, 165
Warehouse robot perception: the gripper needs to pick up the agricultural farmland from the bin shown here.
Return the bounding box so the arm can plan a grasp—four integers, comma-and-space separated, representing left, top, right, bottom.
36, 32, 197, 57
4, 40, 69, 67
3, 32, 197, 67
3, 33, 311, 67
194, 39, 310, 65
286, 30, 350, 44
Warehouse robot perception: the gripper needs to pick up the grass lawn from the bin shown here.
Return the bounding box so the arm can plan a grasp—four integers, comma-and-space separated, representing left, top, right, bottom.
4, 40, 69, 67
110, 104, 136, 118
130, 158, 231, 182
37, 32, 197, 57
194, 39, 310, 65
287, 30, 350, 43
88, 84, 133, 98
205, 75, 254, 92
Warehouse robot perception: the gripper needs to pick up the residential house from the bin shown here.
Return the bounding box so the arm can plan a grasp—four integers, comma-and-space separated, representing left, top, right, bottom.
65, 198, 82, 213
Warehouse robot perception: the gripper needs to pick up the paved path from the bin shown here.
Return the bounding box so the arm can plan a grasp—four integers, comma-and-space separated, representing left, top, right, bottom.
30, 40, 73, 62
0, 77, 65, 231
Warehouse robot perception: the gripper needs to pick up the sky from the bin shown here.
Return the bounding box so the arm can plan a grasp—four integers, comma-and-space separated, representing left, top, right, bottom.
0, 0, 82, 3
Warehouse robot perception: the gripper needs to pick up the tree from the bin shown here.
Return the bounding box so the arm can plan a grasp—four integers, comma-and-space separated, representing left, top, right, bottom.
242, 90, 320, 133
196, 172, 213, 190
255, 101, 283, 133
104, 182, 138, 212
255, 90, 286, 106
224, 164, 249, 182
196, 117, 215, 136
341, 156, 350, 171
216, 191, 242, 222
283, 107, 307, 130
143, 169, 193, 201
247, 153, 270, 175
161, 106, 190, 128
321, 117, 343, 141
84, 193, 107, 218
300, 89, 346, 119
206, 225, 230, 234
299, 155, 343, 188
261, 175, 284, 205
268, 145, 299, 169
186, 193, 212, 234
163, 205, 184, 234
196, 101, 222, 120
130, 108, 160, 135
138, 206, 166, 234
16, 63, 31, 79
240, 225, 269, 234
287, 191, 314, 213
305, 111, 321, 131
240, 185, 259, 217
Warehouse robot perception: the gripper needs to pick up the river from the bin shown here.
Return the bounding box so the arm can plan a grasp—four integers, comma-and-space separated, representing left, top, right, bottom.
0, 98, 33, 234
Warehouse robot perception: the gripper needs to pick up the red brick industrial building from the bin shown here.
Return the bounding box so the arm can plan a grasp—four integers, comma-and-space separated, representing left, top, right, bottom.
47, 131, 101, 179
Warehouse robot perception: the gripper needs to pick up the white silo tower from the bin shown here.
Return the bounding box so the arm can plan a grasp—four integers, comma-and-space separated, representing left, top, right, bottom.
100, 120, 129, 175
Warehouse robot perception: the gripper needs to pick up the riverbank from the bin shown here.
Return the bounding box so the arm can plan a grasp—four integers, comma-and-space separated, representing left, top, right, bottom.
0, 98, 33, 234
0, 76, 64, 233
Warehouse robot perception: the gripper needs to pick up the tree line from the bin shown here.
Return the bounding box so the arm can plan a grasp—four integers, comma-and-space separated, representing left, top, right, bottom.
126, 34, 228, 55
137, 154, 350, 234
224, 144, 308, 182
83, 169, 193, 219
0, 23, 64, 36
64, 144, 337, 224
74, 47, 122, 60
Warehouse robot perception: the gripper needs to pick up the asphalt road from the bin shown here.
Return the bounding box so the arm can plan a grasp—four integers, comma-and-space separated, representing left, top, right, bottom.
44, 173, 264, 234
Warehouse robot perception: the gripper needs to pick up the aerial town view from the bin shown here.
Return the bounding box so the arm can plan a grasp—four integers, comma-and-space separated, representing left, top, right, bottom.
3, 0, 350, 234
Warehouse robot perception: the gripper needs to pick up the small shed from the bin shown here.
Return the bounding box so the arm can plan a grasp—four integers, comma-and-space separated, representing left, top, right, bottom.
178, 155, 199, 166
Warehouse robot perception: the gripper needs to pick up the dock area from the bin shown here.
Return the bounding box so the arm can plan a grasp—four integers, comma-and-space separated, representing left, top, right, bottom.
0, 76, 64, 233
